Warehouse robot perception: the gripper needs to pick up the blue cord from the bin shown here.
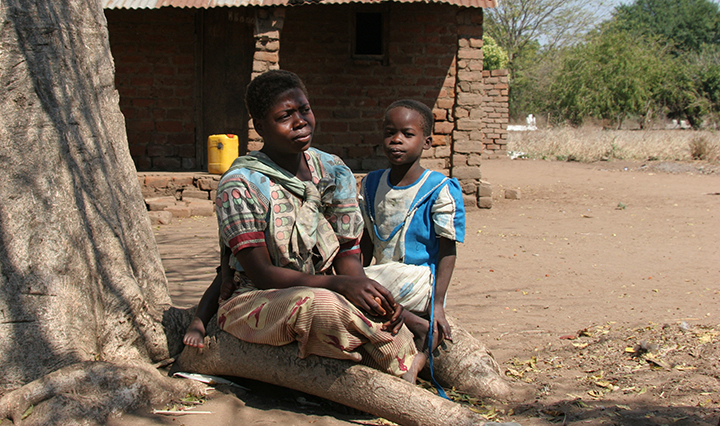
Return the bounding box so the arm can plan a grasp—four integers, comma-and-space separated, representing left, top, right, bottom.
427, 277, 449, 399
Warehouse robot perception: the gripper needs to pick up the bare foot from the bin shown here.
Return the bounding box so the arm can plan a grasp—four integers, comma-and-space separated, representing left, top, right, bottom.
401, 352, 427, 384
183, 317, 206, 348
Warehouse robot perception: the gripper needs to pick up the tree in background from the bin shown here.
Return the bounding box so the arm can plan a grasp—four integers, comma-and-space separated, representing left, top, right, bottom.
612, 0, 720, 54
482, 35, 510, 70
505, 41, 560, 118
547, 29, 671, 128
658, 44, 720, 127
506, 0, 720, 127
484, 0, 601, 67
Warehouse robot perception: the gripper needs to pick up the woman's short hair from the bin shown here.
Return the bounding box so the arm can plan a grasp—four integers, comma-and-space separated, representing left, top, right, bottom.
245, 70, 309, 120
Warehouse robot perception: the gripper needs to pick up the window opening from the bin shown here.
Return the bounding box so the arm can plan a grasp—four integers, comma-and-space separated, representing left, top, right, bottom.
355, 12, 383, 56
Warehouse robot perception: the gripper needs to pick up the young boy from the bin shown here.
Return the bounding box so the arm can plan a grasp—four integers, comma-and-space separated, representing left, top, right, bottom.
359, 99, 465, 372
183, 70, 423, 381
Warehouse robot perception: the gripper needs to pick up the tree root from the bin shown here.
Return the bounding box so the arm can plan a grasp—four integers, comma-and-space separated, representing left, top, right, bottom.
432, 319, 512, 401
0, 361, 203, 426
172, 331, 492, 426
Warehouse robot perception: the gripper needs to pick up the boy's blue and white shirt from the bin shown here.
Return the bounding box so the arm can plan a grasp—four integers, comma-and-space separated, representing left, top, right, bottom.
359, 169, 465, 313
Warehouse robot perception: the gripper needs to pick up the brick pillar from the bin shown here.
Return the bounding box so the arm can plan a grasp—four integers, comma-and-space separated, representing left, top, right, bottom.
246, 7, 285, 153
421, 57, 456, 176
452, 8, 487, 209
481, 69, 509, 158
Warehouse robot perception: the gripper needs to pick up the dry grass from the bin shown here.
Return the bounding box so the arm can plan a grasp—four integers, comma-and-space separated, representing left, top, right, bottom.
507, 127, 720, 163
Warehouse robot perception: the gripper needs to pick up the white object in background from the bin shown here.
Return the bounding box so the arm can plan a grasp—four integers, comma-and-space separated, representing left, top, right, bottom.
508, 114, 537, 131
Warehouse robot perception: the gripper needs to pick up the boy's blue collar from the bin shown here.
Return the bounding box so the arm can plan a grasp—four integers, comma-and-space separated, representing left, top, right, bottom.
384, 168, 429, 190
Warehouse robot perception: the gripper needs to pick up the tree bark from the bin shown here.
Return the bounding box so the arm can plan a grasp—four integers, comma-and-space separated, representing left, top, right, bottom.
172, 330, 491, 426
0, 0, 172, 395
432, 319, 512, 401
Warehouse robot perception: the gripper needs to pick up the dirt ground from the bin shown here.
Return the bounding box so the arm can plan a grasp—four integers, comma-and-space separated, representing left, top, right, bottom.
114, 158, 720, 426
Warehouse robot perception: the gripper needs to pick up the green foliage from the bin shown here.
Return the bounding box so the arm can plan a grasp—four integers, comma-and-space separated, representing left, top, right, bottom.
485, 0, 602, 66
691, 45, 720, 113
653, 44, 720, 127
504, 0, 720, 126
508, 42, 558, 118
546, 29, 671, 127
482, 36, 509, 70
612, 0, 720, 54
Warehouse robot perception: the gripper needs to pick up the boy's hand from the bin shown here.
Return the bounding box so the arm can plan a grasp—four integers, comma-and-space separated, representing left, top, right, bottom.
433, 304, 453, 342
382, 301, 405, 335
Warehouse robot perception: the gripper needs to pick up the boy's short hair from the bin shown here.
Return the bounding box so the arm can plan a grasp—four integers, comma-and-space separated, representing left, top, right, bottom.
245, 70, 309, 120
384, 99, 434, 137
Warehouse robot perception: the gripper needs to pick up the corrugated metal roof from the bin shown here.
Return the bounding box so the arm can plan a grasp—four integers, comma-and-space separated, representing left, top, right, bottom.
102, 0, 496, 9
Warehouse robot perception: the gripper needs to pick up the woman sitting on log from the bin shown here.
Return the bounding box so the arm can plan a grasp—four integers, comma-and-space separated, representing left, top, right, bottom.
185, 69, 426, 382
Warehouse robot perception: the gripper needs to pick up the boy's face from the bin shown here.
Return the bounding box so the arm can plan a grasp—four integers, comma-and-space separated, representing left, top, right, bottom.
382, 107, 432, 166
254, 88, 315, 156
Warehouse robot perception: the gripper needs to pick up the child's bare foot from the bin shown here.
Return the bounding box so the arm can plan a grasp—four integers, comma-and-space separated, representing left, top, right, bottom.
183, 317, 206, 348
401, 352, 427, 384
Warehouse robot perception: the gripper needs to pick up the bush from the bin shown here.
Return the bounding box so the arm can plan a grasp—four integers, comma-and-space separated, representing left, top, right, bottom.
483, 36, 509, 70
546, 29, 671, 128
689, 136, 717, 160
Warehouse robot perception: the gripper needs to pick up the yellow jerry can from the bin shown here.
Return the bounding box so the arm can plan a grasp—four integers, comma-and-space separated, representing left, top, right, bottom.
207, 134, 239, 175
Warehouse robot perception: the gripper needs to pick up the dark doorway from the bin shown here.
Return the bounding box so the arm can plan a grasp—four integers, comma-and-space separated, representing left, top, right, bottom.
199, 8, 255, 168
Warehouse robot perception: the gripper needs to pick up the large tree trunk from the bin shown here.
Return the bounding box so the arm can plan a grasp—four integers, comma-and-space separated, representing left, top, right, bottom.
172, 329, 492, 426
0, 0, 181, 405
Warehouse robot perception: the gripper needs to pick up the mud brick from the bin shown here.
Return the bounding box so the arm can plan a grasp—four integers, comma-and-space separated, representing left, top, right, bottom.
478, 196, 493, 209
145, 196, 177, 211
452, 166, 482, 180
144, 175, 170, 189
505, 188, 521, 200
460, 181, 477, 194
463, 194, 479, 211
164, 205, 191, 218
181, 189, 209, 200
197, 177, 219, 191
171, 176, 194, 187
147, 211, 173, 225
434, 121, 454, 134
478, 180, 492, 198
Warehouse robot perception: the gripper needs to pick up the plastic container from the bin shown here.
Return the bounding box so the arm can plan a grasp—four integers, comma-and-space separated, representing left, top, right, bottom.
207, 134, 239, 175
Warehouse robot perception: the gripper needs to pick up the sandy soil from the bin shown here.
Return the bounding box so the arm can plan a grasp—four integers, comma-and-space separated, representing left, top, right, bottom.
113, 158, 720, 426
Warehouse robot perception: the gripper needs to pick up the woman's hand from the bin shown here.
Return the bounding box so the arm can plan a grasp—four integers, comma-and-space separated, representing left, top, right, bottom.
331, 275, 397, 318
334, 276, 405, 335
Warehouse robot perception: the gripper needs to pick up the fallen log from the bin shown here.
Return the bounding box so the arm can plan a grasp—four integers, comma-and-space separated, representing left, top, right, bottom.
173, 331, 492, 426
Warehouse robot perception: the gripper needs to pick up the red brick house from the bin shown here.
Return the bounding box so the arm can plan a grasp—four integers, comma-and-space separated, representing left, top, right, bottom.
102, 0, 508, 208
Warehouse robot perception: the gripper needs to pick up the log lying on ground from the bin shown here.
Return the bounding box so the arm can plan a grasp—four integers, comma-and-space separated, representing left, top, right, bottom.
173, 331, 491, 426
432, 319, 512, 401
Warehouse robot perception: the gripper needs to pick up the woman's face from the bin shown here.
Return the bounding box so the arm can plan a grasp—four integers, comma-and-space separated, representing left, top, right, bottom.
254, 88, 315, 157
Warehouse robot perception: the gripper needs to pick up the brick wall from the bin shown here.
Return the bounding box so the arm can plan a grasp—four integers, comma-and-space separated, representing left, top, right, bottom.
106, 9, 197, 171
481, 69, 509, 158
280, 3, 459, 173
106, 5, 509, 207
